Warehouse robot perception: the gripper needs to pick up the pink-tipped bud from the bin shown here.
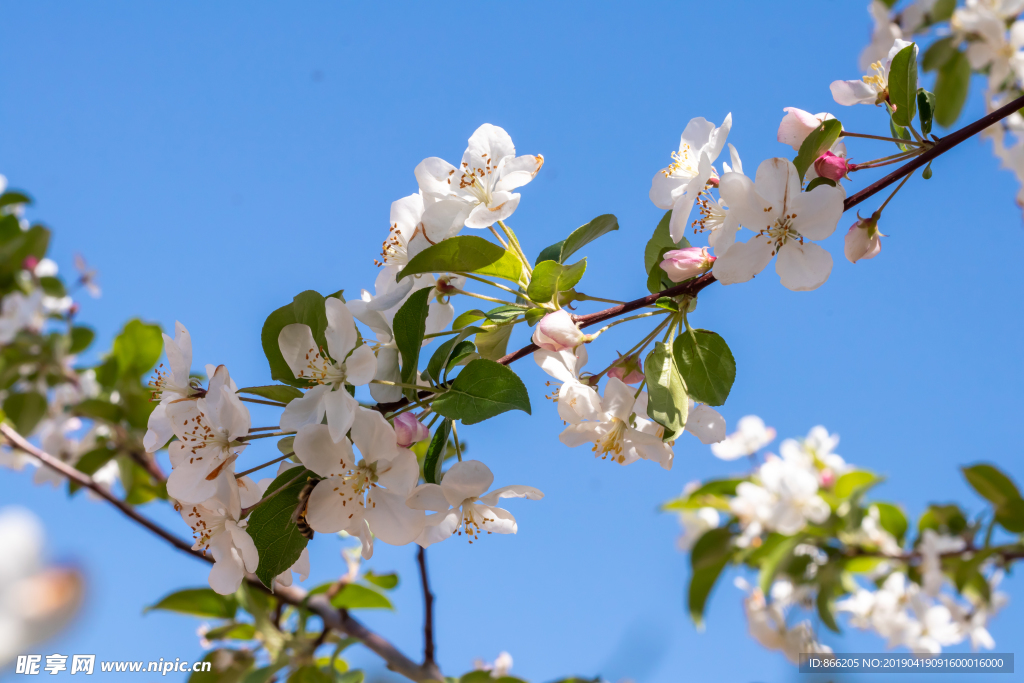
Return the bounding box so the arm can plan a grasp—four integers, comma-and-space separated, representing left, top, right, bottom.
607, 353, 645, 385
813, 151, 851, 182
22, 256, 39, 272
68, 302, 80, 318
660, 247, 715, 283
819, 468, 836, 489
778, 108, 834, 151
393, 412, 430, 448
844, 213, 882, 264
532, 309, 585, 352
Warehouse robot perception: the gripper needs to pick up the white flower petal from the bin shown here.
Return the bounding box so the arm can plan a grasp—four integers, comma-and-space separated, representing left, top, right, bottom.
439, 460, 493, 506
776, 241, 833, 292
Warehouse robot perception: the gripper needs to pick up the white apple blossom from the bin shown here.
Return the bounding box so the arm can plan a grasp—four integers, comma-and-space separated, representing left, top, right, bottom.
711, 415, 776, 460
0, 289, 44, 344
960, 13, 1024, 89
474, 652, 514, 678
692, 192, 741, 256
274, 548, 310, 588
406, 459, 542, 547
777, 108, 837, 152
557, 377, 674, 469
532, 309, 586, 352
738, 579, 832, 664
831, 39, 915, 106
713, 158, 845, 291
179, 475, 259, 595
278, 297, 377, 442
940, 571, 1008, 650
862, 1, 904, 70
919, 529, 966, 596
145, 321, 195, 453
166, 364, 251, 505
374, 194, 444, 270
650, 114, 733, 242
293, 409, 424, 558
732, 453, 831, 537
534, 346, 602, 424
676, 483, 721, 551
415, 124, 543, 232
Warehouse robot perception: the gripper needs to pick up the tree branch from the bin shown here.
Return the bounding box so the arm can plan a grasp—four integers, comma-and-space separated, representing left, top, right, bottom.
417, 546, 437, 667
0, 423, 443, 683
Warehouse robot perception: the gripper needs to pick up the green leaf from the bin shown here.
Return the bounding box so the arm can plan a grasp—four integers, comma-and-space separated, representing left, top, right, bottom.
996, 498, 1024, 533
889, 43, 919, 127
423, 419, 451, 484
393, 288, 432, 398
69, 446, 118, 495
662, 478, 742, 511
278, 436, 295, 455
119, 457, 167, 505
69, 326, 95, 354
918, 504, 968, 536
3, 392, 47, 435
330, 583, 393, 610
845, 556, 885, 573
203, 622, 258, 641
431, 359, 531, 425
288, 666, 333, 683
834, 470, 882, 499
871, 502, 908, 543
535, 214, 618, 265
758, 535, 801, 594
643, 342, 688, 442
805, 177, 837, 191
816, 578, 842, 634
672, 329, 736, 407
247, 468, 316, 588
934, 49, 971, 128
889, 115, 914, 152
474, 324, 514, 361
112, 319, 163, 380
793, 118, 843, 182
0, 191, 31, 207
962, 463, 1022, 508
146, 588, 237, 618
922, 36, 957, 72
526, 258, 586, 304
425, 337, 477, 383
688, 527, 733, 626
929, 0, 956, 23
399, 235, 522, 283
74, 398, 123, 423
190, 650, 254, 683
237, 385, 304, 404
38, 276, 65, 297
363, 571, 399, 590
917, 88, 936, 136
261, 291, 328, 387
643, 211, 690, 291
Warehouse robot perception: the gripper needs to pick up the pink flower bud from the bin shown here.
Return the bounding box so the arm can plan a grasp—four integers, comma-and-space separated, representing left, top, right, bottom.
532, 309, 585, 352
813, 151, 851, 182
660, 247, 715, 283
393, 412, 429, 448
819, 468, 836, 489
607, 353, 644, 385
22, 256, 39, 272
844, 214, 883, 264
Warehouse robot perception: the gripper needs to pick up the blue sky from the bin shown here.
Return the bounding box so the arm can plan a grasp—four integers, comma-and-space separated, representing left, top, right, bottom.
1, 2, 1023, 682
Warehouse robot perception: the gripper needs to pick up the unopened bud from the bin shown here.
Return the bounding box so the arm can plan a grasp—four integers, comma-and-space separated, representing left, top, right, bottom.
607, 353, 644, 385
844, 213, 883, 264
813, 151, 851, 182
22, 256, 39, 272
819, 468, 836, 489
660, 247, 715, 283
393, 412, 429, 448
532, 309, 585, 352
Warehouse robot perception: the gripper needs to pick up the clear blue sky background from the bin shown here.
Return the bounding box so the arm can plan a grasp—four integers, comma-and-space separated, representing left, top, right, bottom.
1, 2, 1022, 682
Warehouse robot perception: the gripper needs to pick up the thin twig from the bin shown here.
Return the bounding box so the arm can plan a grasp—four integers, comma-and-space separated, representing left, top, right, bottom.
235, 452, 294, 479
417, 546, 437, 667
239, 396, 288, 407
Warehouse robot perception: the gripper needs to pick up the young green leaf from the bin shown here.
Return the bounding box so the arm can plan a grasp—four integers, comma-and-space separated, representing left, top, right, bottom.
3, 392, 48, 436
425, 336, 476, 383
423, 419, 452, 484
535, 214, 618, 265
146, 588, 237, 618
399, 235, 522, 283
431, 359, 531, 425
392, 288, 432, 399
261, 291, 328, 387
758, 535, 801, 595
871, 502, 908, 543
672, 329, 736, 407
962, 463, 1022, 507
474, 324, 514, 361
917, 88, 936, 136
922, 35, 956, 72
643, 342, 688, 441
236, 385, 304, 404
363, 570, 399, 590
833, 470, 882, 499
330, 583, 393, 610
526, 258, 587, 304
247, 468, 317, 589
644, 211, 689, 274
112, 319, 164, 380
934, 49, 971, 128
793, 119, 843, 182
889, 43, 919, 127
688, 527, 733, 627
69, 326, 96, 354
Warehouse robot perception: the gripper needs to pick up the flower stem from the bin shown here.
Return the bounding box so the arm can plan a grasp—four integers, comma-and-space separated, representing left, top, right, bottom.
450, 288, 530, 308
371, 380, 438, 392
588, 309, 670, 339
497, 220, 533, 277
451, 421, 463, 462
575, 293, 629, 305
487, 225, 510, 250
877, 169, 914, 214
455, 271, 525, 298
239, 396, 288, 407
840, 131, 926, 146
235, 452, 294, 479
236, 430, 296, 443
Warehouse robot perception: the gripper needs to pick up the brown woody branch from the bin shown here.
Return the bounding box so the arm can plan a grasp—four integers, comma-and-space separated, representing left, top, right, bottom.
0, 423, 443, 683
